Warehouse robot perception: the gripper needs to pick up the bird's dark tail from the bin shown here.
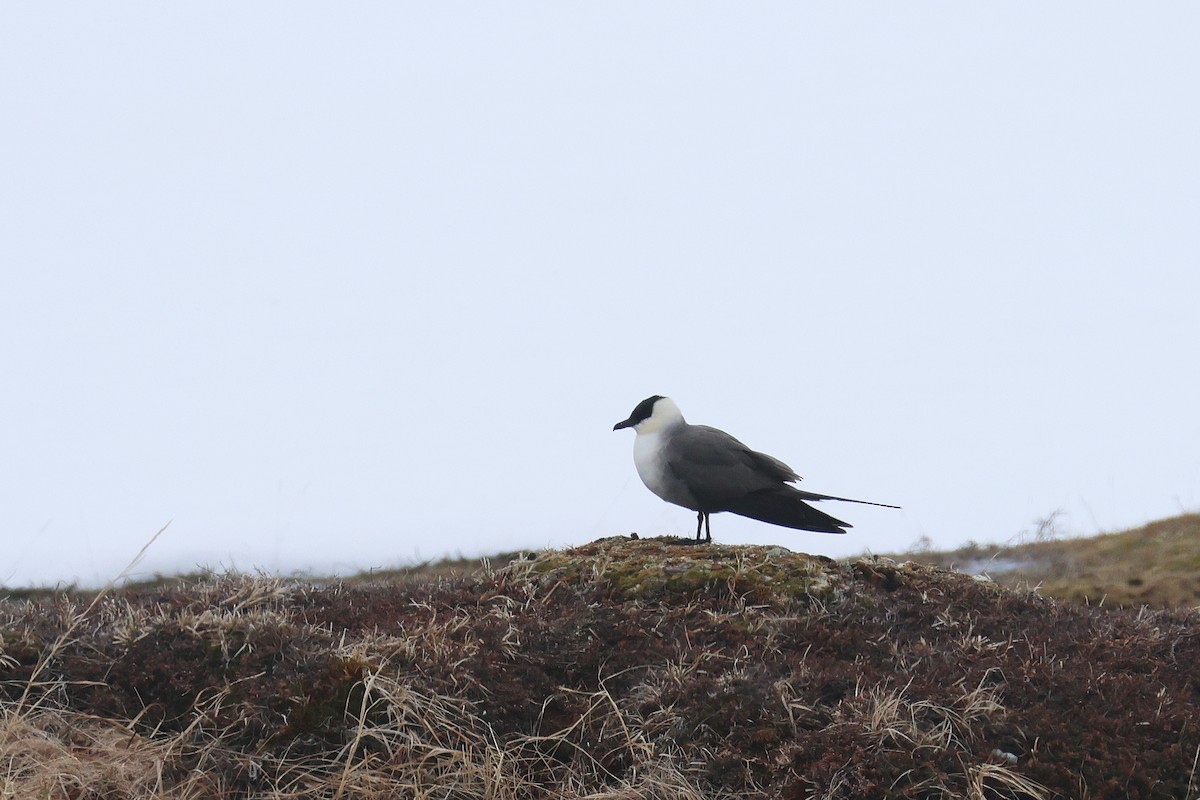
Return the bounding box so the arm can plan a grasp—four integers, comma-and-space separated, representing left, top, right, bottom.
791, 488, 901, 509
722, 488, 851, 534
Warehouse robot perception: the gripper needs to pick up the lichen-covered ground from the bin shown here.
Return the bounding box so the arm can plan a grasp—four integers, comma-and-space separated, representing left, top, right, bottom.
2, 536, 1199, 798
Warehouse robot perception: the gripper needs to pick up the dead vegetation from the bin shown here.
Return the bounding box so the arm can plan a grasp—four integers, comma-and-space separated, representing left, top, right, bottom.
3, 535, 1200, 798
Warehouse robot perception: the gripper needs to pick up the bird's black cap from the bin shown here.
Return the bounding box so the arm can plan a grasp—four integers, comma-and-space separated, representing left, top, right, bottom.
613, 395, 664, 431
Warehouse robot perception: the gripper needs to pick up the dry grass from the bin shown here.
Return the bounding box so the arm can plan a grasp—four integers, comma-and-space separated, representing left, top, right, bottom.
1, 649, 722, 800
892, 513, 1200, 609
0, 566, 728, 800
3, 533, 1199, 798
0, 706, 212, 799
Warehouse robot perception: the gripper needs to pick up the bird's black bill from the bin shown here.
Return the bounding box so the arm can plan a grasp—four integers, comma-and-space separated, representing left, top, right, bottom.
613, 418, 634, 431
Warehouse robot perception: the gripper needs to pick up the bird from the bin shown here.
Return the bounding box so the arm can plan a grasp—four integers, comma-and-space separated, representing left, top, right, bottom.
613, 395, 898, 542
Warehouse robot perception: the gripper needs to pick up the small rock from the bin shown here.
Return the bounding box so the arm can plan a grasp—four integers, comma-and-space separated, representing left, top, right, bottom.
990, 749, 1019, 764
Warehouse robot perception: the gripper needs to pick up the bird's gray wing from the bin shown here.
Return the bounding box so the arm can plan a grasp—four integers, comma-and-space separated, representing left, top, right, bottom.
663, 425, 799, 509
665, 425, 901, 511
742, 447, 802, 483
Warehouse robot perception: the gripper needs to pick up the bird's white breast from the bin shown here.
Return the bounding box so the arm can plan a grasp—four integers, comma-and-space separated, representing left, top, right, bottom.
632, 429, 673, 501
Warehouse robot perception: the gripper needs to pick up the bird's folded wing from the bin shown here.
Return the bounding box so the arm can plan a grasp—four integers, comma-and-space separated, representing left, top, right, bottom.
668, 425, 900, 510
665, 425, 798, 508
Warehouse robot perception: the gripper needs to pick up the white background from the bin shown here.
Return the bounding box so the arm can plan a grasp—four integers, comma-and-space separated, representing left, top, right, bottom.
3, 4, 1198, 586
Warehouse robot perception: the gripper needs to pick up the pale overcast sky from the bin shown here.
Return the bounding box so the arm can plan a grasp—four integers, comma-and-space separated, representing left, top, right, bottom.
3, 4, 1198, 586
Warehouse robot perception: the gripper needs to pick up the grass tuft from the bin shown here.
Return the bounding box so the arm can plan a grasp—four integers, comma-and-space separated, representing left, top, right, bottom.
3, 527, 1199, 797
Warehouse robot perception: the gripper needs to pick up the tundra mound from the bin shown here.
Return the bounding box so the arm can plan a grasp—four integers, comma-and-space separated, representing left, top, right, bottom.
3, 536, 1198, 798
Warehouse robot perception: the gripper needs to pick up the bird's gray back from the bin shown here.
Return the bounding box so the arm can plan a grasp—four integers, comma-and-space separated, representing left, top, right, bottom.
663, 424, 801, 511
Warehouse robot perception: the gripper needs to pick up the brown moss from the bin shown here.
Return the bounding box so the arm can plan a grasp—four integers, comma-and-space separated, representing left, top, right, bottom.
2, 537, 1199, 798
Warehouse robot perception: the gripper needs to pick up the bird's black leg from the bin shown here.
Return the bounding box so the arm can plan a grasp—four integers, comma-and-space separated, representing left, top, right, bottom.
704, 512, 712, 543
695, 512, 704, 542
